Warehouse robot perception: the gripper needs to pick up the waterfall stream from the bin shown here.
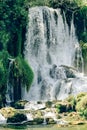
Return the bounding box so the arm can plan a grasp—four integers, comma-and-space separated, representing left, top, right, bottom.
24, 6, 87, 101
6, 59, 14, 105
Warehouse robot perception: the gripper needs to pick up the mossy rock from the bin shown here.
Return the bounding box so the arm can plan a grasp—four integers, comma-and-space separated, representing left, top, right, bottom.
35, 110, 43, 118
14, 100, 28, 109
0, 107, 17, 118
76, 95, 87, 119
46, 118, 56, 124
45, 101, 53, 108
76, 92, 87, 102
76, 95, 87, 111
66, 95, 76, 111
7, 113, 27, 123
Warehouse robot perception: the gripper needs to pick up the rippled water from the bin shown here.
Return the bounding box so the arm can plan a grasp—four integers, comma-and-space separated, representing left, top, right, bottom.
0, 125, 87, 130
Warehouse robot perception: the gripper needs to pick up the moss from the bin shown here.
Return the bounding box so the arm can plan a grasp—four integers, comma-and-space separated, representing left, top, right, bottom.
76, 95, 87, 119
0, 107, 17, 118
7, 56, 34, 102
14, 56, 34, 91
76, 92, 87, 102
66, 95, 76, 111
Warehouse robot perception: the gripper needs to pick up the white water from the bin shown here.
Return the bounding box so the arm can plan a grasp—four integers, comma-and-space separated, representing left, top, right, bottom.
0, 113, 6, 124
24, 6, 87, 101
6, 59, 14, 105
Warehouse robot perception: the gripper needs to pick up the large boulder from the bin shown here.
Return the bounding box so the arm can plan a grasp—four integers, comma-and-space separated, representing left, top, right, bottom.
7, 113, 27, 123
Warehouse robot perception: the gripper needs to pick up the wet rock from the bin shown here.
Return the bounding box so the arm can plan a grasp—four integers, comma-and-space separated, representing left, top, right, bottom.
14, 100, 28, 109
46, 118, 56, 124
7, 113, 27, 123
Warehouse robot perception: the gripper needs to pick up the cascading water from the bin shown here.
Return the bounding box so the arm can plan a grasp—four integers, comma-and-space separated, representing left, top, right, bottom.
6, 59, 14, 105
23, 6, 87, 101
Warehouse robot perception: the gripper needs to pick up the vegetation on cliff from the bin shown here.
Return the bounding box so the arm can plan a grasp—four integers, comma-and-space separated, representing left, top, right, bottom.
0, 0, 34, 106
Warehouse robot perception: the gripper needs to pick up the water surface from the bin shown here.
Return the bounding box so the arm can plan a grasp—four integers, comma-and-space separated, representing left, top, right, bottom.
0, 125, 87, 130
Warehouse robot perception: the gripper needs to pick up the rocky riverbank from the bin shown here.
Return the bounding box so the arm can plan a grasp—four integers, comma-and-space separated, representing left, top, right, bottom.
0, 92, 87, 127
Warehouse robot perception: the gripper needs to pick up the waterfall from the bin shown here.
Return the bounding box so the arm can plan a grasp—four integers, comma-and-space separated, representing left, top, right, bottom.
6, 59, 14, 105
24, 6, 87, 101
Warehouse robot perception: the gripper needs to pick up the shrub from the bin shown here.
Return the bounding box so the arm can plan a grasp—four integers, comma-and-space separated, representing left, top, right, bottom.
56, 103, 66, 113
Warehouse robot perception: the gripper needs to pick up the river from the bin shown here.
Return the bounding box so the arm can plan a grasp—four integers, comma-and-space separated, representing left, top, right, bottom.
0, 124, 87, 130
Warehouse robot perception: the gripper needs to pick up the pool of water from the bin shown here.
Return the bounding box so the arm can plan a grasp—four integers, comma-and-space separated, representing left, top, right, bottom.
0, 124, 87, 130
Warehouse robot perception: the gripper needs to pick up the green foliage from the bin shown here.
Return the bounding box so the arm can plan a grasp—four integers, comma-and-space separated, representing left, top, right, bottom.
10, 56, 34, 92
0, 51, 10, 106
0, 0, 34, 103
0, 62, 5, 86
81, 42, 87, 56
76, 95, 87, 119
7, 113, 27, 123
56, 103, 66, 113
29, 0, 50, 7
76, 92, 87, 102
0, 0, 28, 56
74, 6, 87, 43
66, 95, 76, 111
74, 0, 87, 7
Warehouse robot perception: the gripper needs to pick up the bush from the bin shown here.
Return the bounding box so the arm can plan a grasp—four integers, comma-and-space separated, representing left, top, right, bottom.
56, 103, 66, 113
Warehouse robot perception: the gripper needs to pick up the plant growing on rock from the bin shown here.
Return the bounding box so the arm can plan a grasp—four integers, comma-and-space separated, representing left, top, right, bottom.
8, 56, 34, 102
66, 95, 76, 111
76, 95, 87, 119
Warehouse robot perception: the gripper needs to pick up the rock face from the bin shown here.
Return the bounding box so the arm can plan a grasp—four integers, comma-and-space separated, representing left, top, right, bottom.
49, 65, 78, 79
